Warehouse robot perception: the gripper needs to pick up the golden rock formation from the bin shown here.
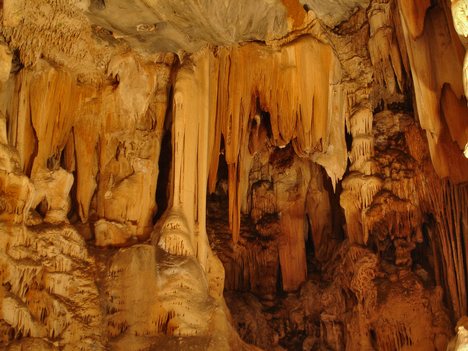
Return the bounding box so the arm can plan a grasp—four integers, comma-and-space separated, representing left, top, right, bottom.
0, 0, 467, 350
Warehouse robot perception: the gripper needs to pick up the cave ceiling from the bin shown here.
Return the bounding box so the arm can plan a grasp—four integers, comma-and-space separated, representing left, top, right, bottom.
86, 0, 370, 53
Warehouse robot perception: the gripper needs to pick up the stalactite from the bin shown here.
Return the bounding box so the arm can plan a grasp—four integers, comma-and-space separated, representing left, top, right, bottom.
7, 71, 36, 174
368, 0, 405, 97
209, 36, 346, 243
418, 178, 468, 320
451, 0, 468, 98
398, 0, 430, 39
397, 0, 468, 183
441, 83, 468, 152
349, 135, 374, 165
5, 53, 173, 245
340, 95, 377, 244
341, 172, 383, 244
26, 63, 81, 176
348, 108, 373, 138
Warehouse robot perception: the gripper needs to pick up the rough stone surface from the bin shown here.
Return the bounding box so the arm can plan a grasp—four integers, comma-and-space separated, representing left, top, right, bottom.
0, 0, 467, 350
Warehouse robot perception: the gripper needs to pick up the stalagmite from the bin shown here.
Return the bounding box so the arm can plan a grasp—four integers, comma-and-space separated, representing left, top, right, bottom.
448, 317, 468, 351
274, 154, 310, 291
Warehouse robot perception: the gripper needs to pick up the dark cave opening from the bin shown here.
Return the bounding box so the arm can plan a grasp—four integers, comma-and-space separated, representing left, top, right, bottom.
154, 128, 172, 222
323, 169, 346, 243
217, 135, 228, 186
154, 87, 174, 223
276, 261, 284, 297
305, 215, 316, 276
412, 222, 437, 287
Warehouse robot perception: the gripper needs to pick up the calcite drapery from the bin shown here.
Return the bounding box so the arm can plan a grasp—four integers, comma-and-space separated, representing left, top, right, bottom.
208, 36, 346, 244
451, 0, 468, 105
418, 176, 468, 321
398, 0, 468, 183
0, 114, 33, 224
174, 36, 347, 292
6, 55, 172, 245
93, 54, 168, 245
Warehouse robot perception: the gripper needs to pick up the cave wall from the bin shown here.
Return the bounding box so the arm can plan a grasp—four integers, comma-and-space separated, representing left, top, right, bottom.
0, 0, 467, 350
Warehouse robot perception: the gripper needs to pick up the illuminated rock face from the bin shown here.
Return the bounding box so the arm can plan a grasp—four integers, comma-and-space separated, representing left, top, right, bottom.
0, 1, 467, 350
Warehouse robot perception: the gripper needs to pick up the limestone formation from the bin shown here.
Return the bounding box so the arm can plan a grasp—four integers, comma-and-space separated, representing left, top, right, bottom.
0, 0, 467, 350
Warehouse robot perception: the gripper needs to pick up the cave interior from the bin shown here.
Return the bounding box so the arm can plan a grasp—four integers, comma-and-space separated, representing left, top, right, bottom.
0, 0, 468, 350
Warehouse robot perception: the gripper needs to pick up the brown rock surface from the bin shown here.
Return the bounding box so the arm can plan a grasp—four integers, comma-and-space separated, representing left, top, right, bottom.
0, 0, 467, 350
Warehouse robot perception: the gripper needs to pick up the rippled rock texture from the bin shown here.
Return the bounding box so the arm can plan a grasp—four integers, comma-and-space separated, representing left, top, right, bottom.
0, 0, 468, 350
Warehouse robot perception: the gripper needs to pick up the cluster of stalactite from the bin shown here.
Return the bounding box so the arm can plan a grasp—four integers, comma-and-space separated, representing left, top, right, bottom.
3, 55, 173, 246
211, 104, 461, 351
205, 36, 347, 247
162, 35, 348, 293
209, 0, 468, 349
402, 0, 468, 324
398, 0, 468, 182
0, 52, 254, 350
416, 169, 468, 322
